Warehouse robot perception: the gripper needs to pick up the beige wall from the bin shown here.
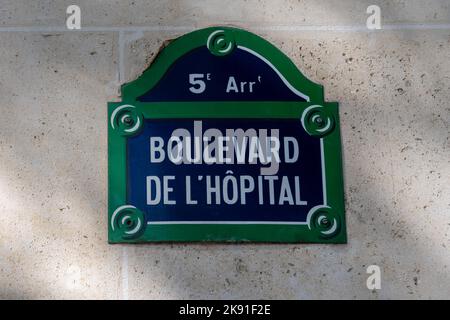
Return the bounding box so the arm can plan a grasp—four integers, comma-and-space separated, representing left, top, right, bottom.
0, 1, 449, 299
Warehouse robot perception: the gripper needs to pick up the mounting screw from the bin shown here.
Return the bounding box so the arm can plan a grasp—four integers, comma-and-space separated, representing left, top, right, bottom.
321, 218, 330, 227
123, 115, 134, 126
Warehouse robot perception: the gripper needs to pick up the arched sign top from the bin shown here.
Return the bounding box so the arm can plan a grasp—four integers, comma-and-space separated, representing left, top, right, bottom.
121, 27, 324, 102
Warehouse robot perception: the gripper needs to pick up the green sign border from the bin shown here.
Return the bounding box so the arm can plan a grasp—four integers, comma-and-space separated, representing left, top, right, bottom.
108, 27, 346, 243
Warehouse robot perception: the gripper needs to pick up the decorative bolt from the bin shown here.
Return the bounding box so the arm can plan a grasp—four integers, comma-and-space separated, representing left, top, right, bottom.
321, 218, 330, 227
315, 116, 324, 126
123, 115, 134, 126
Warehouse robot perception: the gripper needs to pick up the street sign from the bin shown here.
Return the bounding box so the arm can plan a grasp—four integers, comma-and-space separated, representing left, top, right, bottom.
108, 27, 346, 243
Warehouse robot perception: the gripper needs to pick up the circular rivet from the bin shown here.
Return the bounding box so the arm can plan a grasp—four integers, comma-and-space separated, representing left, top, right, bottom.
307, 205, 341, 239
301, 105, 335, 137
207, 29, 235, 56
110, 104, 143, 136
123, 116, 134, 126
111, 205, 146, 239
315, 117, 323, 125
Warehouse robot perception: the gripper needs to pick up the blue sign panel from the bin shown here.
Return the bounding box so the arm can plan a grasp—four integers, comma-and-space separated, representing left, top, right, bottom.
127, 119, 324, 224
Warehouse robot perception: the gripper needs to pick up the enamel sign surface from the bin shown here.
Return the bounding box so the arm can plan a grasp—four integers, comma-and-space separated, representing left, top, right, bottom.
108, 27, 346, 243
